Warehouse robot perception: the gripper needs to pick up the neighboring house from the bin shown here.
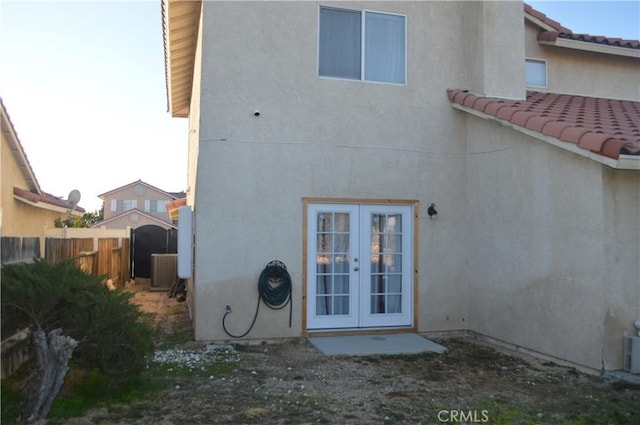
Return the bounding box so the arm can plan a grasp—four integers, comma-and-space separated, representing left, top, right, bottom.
94, 179, 184, 230
1, 97, 85, 258
161, 1, 639, 374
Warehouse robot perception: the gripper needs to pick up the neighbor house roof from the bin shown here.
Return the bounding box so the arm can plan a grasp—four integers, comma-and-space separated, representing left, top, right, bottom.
448, 89, 640, 169
2, 98, 85, 214
98, 179, 183, 200
1, 97, 41, 193
524, 3, 640, 58
13, 187, 85, 213
92, 208, 177, 230
165, 197, 187, 221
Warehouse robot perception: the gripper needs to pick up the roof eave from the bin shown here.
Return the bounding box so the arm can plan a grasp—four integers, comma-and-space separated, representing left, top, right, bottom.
617, 155, 640, 170
92, 208, 177, 229
1, 99, 42, 194
451, 103, 637, 171
538, 38, 640, 59
524, 14, 562, 33
162, 0, 201, 118
13, 194, 84, 216
97, 179, 180, 199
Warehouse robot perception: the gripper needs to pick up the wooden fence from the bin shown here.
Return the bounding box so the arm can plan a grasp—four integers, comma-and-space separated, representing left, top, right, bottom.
44, 237, 130, 286
1, 236, 131, 378
1, 236, 40, 264
1, 236, 130, 285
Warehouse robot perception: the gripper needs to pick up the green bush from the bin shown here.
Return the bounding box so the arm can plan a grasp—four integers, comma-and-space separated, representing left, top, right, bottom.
1, 259, 154, 383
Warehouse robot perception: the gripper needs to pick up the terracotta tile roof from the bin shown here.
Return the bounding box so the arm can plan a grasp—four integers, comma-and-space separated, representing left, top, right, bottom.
525, 3, 640, 51
3, 98, 86, 213
524, 3, 572, 33
165, 197, 187, 221
447, 89, 640, 160
537, 31, 640, 50
13, 187, 86, 212
168, 191, 186, 199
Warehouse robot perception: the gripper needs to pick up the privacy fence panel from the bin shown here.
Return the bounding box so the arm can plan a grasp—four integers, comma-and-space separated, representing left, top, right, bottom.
1, 237, 40, 264
45, 238, 93, 262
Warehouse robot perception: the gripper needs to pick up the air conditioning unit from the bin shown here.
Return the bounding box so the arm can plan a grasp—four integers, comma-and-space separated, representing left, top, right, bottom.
623, 336, 640, 373
151, 254, 178, 291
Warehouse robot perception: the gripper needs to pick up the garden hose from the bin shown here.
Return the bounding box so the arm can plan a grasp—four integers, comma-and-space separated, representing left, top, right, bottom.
222, 260, 292, 338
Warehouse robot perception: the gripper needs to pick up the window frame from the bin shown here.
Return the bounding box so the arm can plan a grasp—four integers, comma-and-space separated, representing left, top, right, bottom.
112, 199, 137, 213
525, 58, 548, 88
318, 6, 407, 85
144, 199, 169, 213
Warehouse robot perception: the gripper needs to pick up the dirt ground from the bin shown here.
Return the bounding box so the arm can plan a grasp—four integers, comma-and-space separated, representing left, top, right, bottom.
67, 281, 639, 425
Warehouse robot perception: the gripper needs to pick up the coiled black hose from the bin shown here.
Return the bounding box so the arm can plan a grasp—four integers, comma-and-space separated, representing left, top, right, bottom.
222, 260, 292, 338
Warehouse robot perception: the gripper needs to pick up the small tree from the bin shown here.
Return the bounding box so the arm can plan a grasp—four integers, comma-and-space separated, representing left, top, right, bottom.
1, 260, 154, 423
54, 210, 101, 228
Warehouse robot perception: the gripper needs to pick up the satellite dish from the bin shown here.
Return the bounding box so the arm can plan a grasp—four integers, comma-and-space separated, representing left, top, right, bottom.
67, 189, 81, 208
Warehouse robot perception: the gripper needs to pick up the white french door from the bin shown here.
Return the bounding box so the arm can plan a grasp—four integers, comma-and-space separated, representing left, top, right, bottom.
307, 203, 413, 330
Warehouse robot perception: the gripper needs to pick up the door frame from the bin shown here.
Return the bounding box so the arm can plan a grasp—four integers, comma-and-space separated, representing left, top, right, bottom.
302, 197, 419, 336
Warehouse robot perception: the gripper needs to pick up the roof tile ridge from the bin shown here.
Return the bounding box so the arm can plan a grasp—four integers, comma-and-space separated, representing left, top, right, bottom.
524, 3, 572, 33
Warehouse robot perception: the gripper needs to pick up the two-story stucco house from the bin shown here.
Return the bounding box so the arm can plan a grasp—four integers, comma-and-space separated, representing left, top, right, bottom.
95, 179, 185, 230
161, 1, 639, 374
1, 97, 85, 260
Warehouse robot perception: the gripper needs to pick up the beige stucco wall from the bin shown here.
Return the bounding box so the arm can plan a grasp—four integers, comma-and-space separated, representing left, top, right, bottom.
525, 21, 640, 101
182, 0, 639, 372
464, 1, 526, 99
464, 114, 639, 371
190, 1, 525, 341
601, 168, 640, 369
1, 131, 64, 252
186, 2, 205, 323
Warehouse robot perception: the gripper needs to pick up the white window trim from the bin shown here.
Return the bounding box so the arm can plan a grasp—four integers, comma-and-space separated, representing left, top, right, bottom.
525, 57, 548, 88
317, 6, 407, 86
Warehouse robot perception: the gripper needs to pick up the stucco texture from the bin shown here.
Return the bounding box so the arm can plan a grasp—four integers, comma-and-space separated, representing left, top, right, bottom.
464, 115, 639, 370
1, 129, 65, 245
183, 1, 638, 372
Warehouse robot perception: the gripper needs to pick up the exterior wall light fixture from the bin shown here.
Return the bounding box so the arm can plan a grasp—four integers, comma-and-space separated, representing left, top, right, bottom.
428, 203, 438, 219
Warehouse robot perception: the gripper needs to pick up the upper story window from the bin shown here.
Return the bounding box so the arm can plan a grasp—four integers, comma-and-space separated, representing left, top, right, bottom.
111, 199, 137, 212
319, 7, 406, 85
145, 200, 169, 213
525, 58, 547, 88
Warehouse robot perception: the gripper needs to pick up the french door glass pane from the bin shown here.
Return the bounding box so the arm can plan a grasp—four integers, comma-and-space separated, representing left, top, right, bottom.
387, 295, 402, 313
317, 233, 332, 253
316, 275, 331, 295
317, 296, 331, 315
369, 213, 403, 314
315, 212, 351, 316
334, 275, 349, 294
316, 255, 332, 273
387, 275, 402, 293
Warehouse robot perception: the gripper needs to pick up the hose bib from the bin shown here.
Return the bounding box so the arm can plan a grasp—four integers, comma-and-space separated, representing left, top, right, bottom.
222, 260, 292, 338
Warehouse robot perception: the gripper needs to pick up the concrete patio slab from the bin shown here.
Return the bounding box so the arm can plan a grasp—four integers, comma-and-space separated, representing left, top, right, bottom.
308, 333, 448, 356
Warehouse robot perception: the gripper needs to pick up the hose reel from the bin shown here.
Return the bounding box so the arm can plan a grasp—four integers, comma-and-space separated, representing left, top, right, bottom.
222, 260, 292, 338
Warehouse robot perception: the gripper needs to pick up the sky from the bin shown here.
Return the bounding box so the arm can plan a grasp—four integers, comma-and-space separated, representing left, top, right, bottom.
1, 0, 188, 213
1, 1, 639, 213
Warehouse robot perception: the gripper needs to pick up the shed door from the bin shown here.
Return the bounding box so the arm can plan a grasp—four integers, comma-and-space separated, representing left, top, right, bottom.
307, 204, 413, 330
